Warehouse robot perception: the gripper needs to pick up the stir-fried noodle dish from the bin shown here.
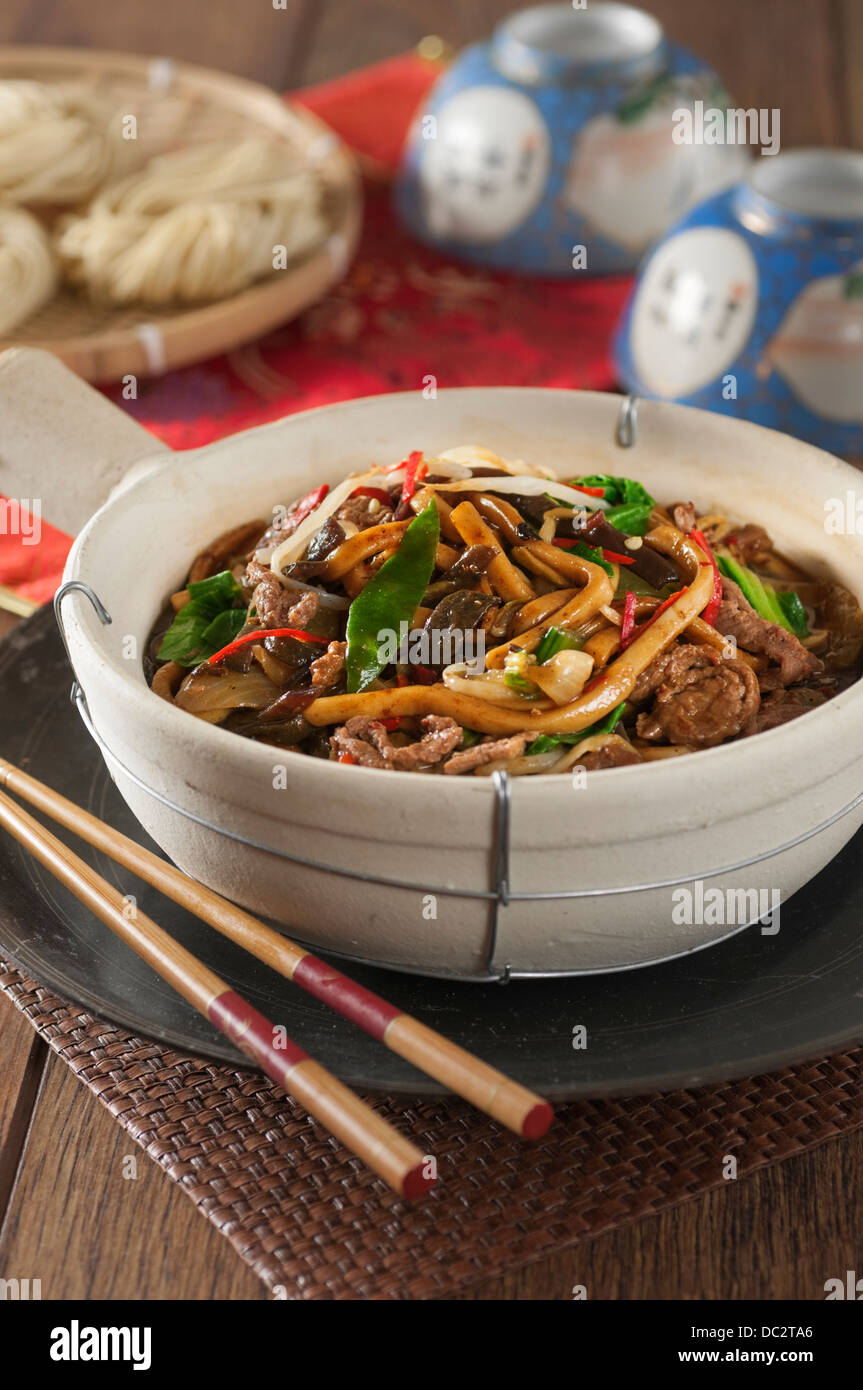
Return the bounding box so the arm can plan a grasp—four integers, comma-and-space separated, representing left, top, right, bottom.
147, 447, 863, 776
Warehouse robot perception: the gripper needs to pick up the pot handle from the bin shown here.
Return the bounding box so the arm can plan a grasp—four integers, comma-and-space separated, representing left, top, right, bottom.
0, 346, 172, 536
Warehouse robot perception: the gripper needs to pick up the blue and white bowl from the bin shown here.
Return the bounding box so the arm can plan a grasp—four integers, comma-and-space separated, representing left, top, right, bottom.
396, 2, 748, 275
613, 149, 863, 454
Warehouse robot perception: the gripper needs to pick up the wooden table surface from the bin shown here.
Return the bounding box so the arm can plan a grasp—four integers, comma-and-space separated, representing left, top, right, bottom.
1, 0, 862, 1300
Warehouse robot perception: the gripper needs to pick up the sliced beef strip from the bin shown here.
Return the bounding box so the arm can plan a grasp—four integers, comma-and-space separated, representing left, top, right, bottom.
578, 740, 644, 770
311, 640, 347, 690
671, 501, 696, 534
714, 576, 821, 687
632, 643, 713, 703
443, 733, 529, 776
634, 643, 761, 747
243, 558, 270, 596
329, 721, 389, 769
248, 572, 320, 631
726, 524, 772, 566
330, 715, 462, 770
743, 686, 827, 736
335, 494, 394, 530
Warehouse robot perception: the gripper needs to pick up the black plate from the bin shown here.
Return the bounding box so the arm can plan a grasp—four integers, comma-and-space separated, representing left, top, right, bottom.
1, 607, 862, 1098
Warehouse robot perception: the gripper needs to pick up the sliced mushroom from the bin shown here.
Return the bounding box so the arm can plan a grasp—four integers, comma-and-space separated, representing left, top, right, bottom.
422, 544, 497, 604
423, 588, 502, 670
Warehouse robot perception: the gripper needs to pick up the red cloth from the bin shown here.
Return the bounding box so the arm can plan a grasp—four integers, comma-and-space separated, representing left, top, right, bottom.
1, 54, 631, 604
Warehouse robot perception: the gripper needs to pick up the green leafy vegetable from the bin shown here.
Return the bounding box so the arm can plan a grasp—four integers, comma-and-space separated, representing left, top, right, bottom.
567, 540, 615, 577
571, 474, 655, 508
346, 501, 440, 693
459, 728, 482, 748
527, 702, 627, 756
717, 555, 808, 638
503, 672, 536, 694
615, 572, 676, 600
157, 570, 247, 667
571, 474, 656, 536
605, 500, 653, 536
775, 589, 810, 640
199, 608, 247, 653
534, 625, 584, 664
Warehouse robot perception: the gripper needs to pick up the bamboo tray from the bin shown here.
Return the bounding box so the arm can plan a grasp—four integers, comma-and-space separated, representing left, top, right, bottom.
0, 46, 362, 381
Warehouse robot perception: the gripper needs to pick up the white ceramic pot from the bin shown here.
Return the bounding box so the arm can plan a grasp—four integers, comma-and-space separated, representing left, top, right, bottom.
3, 349, 861, 978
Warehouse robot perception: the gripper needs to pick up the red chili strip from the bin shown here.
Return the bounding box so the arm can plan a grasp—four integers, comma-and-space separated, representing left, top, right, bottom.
619, 589, 638, 650
289, 483, 329, 528
625, 587, 686, 648
551, 538, 633, 565
400, 450, 427, 507
411, 664, 437, 685
690, 526, 723, 626
378, 717, 402, 731
569, 483, 606, 498
207, 627, 328, 664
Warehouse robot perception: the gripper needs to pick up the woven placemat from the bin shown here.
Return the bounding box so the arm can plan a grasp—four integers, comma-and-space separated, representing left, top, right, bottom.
4, 954, 862, 1300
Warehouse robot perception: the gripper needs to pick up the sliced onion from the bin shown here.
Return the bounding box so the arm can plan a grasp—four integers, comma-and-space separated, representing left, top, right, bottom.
442, 662, 548, 708
527, 649, 594, 705
380, 457, 474, 488
437, 445, 552, 479
175, 666, 279, 715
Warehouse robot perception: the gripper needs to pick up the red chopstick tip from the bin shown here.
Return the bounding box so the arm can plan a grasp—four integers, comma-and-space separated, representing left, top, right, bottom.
522, 1101, 554, 1140
402, 1163, 438, 1199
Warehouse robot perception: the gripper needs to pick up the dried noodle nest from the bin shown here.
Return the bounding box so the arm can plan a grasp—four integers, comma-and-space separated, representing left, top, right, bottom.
0, 80, 131, 205
56, 138, 328, 306
0, 204, 58, 335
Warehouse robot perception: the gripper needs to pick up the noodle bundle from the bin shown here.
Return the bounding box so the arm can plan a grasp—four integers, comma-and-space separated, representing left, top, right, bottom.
0, 205, 58, 334
57, 139, 327, 305
0, 81, 130, 205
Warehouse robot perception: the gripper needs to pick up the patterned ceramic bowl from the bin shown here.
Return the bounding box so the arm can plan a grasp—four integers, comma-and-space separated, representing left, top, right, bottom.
613, 149, 863, 454
396, 1, 748, 275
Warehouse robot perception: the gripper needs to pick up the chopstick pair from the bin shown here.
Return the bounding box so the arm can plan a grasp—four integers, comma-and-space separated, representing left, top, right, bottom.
0, 784, 433, 1198
0, 756, 552, 1194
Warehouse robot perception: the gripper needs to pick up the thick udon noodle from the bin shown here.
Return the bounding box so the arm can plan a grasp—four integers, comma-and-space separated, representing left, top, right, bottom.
146, 446, 862, 775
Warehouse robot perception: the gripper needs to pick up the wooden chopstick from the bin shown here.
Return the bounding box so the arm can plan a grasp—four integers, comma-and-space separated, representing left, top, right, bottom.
0, 786, 435, 1199
0, 756, 552, 1139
